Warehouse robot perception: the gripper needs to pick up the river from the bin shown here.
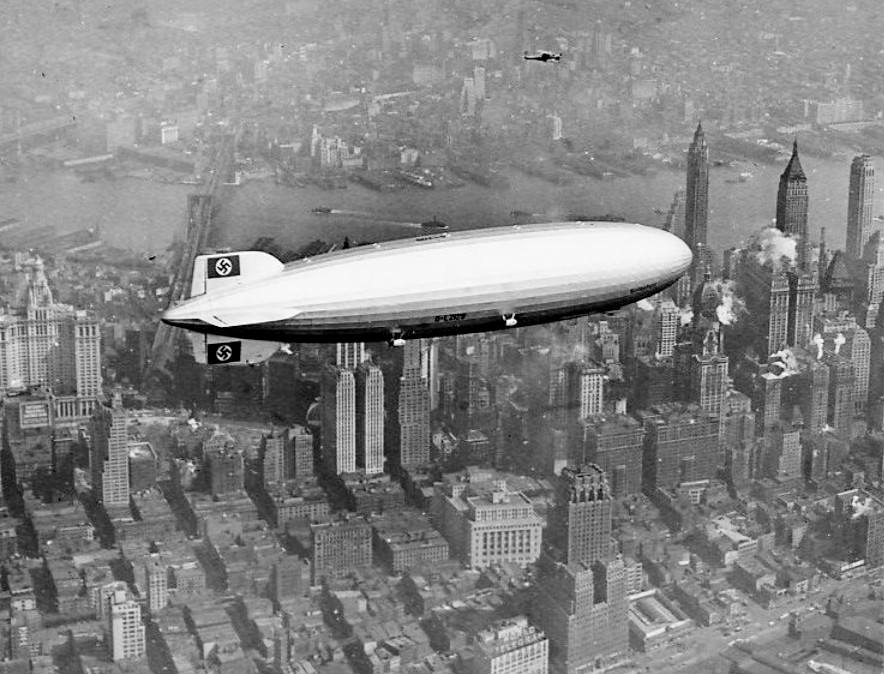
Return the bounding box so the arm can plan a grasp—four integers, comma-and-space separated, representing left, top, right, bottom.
1, 153, 881, 258
215, 155, 884, 257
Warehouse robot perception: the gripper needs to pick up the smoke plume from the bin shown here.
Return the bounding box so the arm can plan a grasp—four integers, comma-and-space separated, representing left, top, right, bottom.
679, 308, 693, 326
636, 298, 655, 312
714, 279, 744, 325
769, 348, 799, 378
812, 333, 824, 360
755, 227, 798, 271
833, 332, 846, 355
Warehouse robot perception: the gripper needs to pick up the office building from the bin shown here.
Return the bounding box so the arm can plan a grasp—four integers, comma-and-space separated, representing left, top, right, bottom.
0, 256, 101, 420
370, 508, 449, 573
203, 432, 244, 497
290, 424, 314, 479
762, 426, 802, 480
534, 555, 628, 674
108, 589, 145, 661
90, 395, 129, 507
834, 489, 884, 568
684, 122, 709, 252
823, 352, 854, 434
473, 616, 548, 674
563, 360, 605, 421
398, 340, 431, 468
355, 362, 384, 475
639, 404, 722, 493
262, 430, 287, 486
144, 556, 168, 614
786, 349, 829, 433
722, 390, 755, 488
776, 141, 810, 270
310, 518, 372, 583
548, 465, 614, 565
581, 415, 645, 498
653, 300, 679, 358
321, 365, 356, 474
846, 155, 876, 259
432, 479, 543, 569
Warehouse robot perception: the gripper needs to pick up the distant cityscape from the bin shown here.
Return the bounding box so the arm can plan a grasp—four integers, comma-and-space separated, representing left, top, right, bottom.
0, 2, 883, 674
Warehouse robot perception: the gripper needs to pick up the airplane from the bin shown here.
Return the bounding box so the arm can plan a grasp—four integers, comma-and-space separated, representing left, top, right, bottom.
523, 50, 562, 63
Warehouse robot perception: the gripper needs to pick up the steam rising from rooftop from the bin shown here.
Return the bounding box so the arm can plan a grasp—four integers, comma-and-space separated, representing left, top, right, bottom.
755, 227, 797, 271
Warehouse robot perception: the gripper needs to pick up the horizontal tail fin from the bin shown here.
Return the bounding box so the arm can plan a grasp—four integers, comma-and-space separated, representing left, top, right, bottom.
187, 332, 284, 366
188, 251, 284, 299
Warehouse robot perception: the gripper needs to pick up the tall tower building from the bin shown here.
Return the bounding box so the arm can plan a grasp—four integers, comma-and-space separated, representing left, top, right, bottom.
144, 556, 168, 614
90, 395, 129, 507
262, 429, 287, 486
548, 465, 614, 565
533, 554, 627, 673
788, 272, 817, 349
653, 300, 679, 358
355, 362, 384, 475
289, 425, 314, 479
108, 589, 145, 661
581, 415, 645, 498
398, 340, 430, 468
684, 122, 709, 252
846, 154, 876, 259
321, 365, 356, 474
823, 352, 854, 435
776, 141, 810, 270
0, 256, 101, 412
563, 361, 605, 421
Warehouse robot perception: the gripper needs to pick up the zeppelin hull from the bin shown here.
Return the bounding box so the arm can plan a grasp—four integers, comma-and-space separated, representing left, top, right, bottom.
163, 221, 693, 345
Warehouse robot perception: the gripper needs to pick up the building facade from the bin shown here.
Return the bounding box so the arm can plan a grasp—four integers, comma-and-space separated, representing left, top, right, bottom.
684, 122, 709, 252
846, 154, 875, 260
473, 616, 549, 674
776, 141, 810, 271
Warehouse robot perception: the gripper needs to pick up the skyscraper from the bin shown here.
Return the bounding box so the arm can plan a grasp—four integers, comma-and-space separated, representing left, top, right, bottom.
398, 340, 430, 468
355, 362, 384, 475
684, 122, 709, 252
776, 141, 810, 270
0, 256, 101, 416
563, 361, 605, 421
533, 554, 627, 673
144, 556, 168, 614
581, 415, 645, 498
548, 465, 614, 565
336, 342, 365, 370
90, 395, 129, 508
321, 365, 356, 474
653, 300, 679, 358
108, 589, 145, 661
846, 154, 876, 259
639, 404, 722, 493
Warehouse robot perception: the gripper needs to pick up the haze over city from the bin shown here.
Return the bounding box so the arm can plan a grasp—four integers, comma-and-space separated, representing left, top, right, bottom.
0, 2, 882, 674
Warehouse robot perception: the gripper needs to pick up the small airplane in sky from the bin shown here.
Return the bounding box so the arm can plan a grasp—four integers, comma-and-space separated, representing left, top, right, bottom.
523, 50, 561, 62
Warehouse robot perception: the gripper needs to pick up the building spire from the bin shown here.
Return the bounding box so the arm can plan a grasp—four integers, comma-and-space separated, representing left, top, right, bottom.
782, 137, 806, 182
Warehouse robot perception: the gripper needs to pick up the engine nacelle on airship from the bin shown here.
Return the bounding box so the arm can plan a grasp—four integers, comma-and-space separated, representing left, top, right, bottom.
164, 221, 693, 365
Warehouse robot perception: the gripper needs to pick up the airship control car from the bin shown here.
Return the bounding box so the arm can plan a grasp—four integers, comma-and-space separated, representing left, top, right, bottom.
162, 221, 692, 365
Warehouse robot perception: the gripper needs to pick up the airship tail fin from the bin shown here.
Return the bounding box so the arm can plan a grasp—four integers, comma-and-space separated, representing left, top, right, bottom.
187, 331, 285, 366
188, 251, 284, 299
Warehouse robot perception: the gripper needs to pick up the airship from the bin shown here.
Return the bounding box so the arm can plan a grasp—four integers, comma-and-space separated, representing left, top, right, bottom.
162, 221, 691, 365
